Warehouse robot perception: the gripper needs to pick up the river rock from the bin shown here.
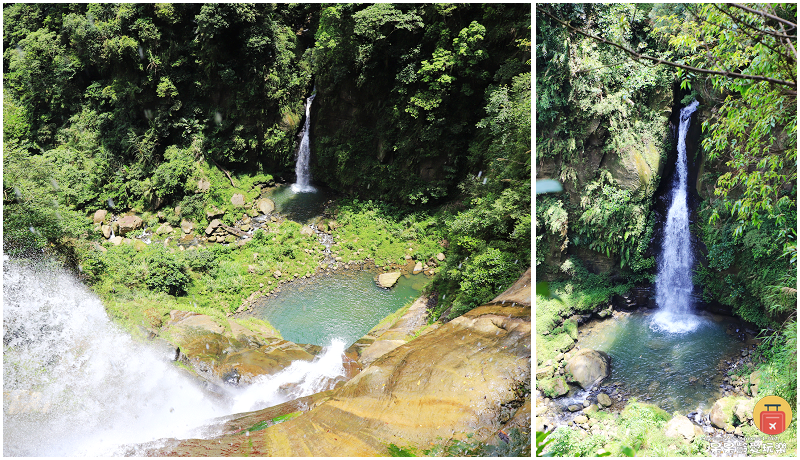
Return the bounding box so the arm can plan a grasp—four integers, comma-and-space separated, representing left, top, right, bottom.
207, 206, 224, 219
566, 349, 610, 389
109, 236, 123, 246
300, 226, 314, 236
710, 396, 747, 429
733, 398, 756, 423
102, 225, 111, 239
257, 198, 275, 215
536, 366, 554, 380
377, 272, 402, 289
117, 215, 143, 236
568, 405, 581, 412
665, 414, 697, 441
273, 270, 282, 279
181, 220, 194, 234
231, 193, 245, 207
205, 219, 222, 235
597, 392, 613, 407
413, 261, 423, 274
197, 178, 211, 192
241, 224, 251, 232
93, 209, 107, 224
156, 222, 173, 235
574, 415, 588, 424
436, 252, 445, 261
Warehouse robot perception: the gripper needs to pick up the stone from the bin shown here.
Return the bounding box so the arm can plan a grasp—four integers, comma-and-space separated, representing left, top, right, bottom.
582, 400, 590, 408
574, 415, 589, 424
133, 240, 147, 252
197, 178, 211, 192
749, 370, 762, 386
584, 404, 598, 415
741, 350, 749, 357
205, 219, 222, 236
109, 236, 124, 246
568, 405, 581, 412
207, 206, 224, 219
231, 193, 245, 207
413, 262, 423, 274
300, 226, 314, 236
724, 424, 734, 434
93, 209, 107, 224
733, 398, 756, 423
377, 272, 402, 289
665, 414, 697, 441
273, 270, 282, 279
156, 222, 174, 235
117, 215, 143, 236
111, 221, 119, 234
225, 235, 236, 244
436, 252, 445, 261
208, 236, 217, 243
597, 393, 613, 407
710, 396, 747, 429
181, 220, 194, 234
102, 225, 111, 239
566, 349, 610, 389
257, 198, 275, 215
241, 224, 251, 232
734, 426, 743, 436
404, 255, 412, 260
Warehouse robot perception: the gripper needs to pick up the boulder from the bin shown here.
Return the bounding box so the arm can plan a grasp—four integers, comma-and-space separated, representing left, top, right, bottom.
197, 178, 211, 193
733, 398, 756, 424
300, 226, 314, 236
240, 224, 251, 232
710, 396, 747, 429
205, 219, 222, 236
413, 262, 423, 274
117, 215, 143, 236
436, 252, 445, 261
231, 193, 245, 207
377, 272, 402, 289
574, 415, 589, 424
109, 236, 124, 246
566, 349, 610, 389
536, 366, 554, 380
102, 225, 111, 239
665, 414, 697, 441
568, 405, 581, 412
597, 393, 613, 407
93, 209, 107, 224
207, 206, 224, 219
181, 220, 194, 234
156, 223, 174, 235
538, 376, 569, 398
257, 198, 275, 215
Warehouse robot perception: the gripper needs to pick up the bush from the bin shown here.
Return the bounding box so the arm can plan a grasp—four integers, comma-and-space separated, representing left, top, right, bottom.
143, 247, 189, 295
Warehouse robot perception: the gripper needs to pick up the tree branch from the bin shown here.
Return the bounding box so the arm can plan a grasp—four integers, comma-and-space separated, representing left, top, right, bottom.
728, 3, 797, 30
536, 5, 798, 89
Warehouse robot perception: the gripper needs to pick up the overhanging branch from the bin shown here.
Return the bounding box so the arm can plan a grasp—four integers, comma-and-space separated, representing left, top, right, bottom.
537, 5, 797, 89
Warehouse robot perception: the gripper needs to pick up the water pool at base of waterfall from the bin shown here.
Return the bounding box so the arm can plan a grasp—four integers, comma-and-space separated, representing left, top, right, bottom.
263, 184, 331, 224
248, 270, 428, 347
576, 311, 750, 414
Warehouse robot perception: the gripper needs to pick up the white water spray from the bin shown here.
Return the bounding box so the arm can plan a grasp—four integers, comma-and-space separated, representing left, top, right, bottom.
653, 100, 700, 333
3, 258, 347, 456
291, 92, 317, 193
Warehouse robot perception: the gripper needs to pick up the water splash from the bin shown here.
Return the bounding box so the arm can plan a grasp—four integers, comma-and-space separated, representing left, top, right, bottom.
291, 92, 317, 193
3, 259, 348, 455
230, 338, 347, 414
652, 100, 700, 334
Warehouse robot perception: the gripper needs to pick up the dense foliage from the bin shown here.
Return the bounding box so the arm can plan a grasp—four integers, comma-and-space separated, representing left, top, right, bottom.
4, 3, 531, 322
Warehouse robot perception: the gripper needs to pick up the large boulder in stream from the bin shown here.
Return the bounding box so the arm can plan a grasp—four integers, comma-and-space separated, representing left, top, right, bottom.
160, 311, 320, 385
566, 349, 610, 389
376, 271, 402, 289
143, 268, 532, 457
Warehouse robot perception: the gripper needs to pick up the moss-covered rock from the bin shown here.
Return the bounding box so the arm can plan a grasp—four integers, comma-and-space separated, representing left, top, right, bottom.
536, 332, 574, 365
709, 396, 748, 429
538, 375, 569, 398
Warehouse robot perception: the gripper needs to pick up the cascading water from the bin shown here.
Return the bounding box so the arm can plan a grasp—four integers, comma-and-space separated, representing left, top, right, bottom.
3, 257, 347, 456
652, 100, 701, 333
291, 91, 317, 193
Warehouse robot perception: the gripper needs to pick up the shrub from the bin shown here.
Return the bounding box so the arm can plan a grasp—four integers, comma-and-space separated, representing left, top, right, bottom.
143, 247, 189, 295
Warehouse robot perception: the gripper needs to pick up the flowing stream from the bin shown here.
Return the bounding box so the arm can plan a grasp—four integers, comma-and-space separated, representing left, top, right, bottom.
3, 258, 347, 456
291, 92, 317, 193
653, 100, 700, 333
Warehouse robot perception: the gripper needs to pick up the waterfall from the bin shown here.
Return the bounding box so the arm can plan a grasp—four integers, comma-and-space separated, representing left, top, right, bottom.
3, 258, 347, 456
291, 92, 317, 193
652, 100, 700, 334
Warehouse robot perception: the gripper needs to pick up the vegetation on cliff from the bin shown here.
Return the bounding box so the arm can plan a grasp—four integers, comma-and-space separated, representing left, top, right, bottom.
3, 4, 531, 332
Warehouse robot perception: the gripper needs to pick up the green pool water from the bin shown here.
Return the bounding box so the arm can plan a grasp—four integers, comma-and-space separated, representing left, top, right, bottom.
263, 185, 331, 224
577, 312, 746, 413
249, 270, 428, 346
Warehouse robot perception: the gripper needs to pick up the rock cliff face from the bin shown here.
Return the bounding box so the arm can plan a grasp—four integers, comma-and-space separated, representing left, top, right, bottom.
144, 269, 531, 456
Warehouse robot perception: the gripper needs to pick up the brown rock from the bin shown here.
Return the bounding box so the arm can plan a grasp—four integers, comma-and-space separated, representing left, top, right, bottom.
117, 215, 143, 236
566, 349, 610, 389
205, 219, 222, 235
231, 193, 245, 207
93, 209, 107, 224
377, 272, 402, 289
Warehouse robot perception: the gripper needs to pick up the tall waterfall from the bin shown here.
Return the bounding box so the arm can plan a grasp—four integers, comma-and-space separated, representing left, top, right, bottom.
652, 100, 700, 333
3, 257, 346, 456
291, 92, 317, 193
